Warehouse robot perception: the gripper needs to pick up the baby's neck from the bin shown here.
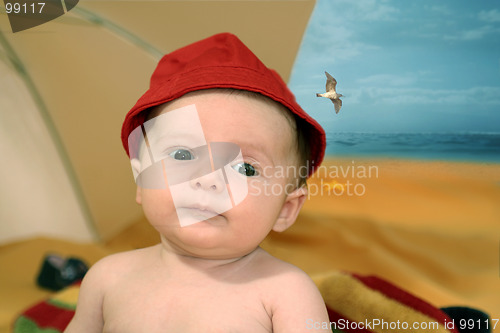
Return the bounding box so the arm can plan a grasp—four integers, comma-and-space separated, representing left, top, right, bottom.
156, 237, 259, 280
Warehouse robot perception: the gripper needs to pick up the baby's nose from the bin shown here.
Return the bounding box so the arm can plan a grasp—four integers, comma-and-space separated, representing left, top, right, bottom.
189, 170, 225, 193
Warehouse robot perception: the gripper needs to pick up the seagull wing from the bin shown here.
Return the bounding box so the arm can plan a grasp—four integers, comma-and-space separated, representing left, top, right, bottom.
325, 71, 337, 92
332, 98, 342, 114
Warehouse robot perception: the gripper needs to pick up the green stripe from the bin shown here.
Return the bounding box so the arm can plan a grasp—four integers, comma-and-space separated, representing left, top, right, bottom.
47, 298, 77, 311
13, 316, 63, 333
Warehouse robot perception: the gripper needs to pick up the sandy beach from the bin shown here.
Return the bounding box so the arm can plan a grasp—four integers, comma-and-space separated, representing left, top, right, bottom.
304, 157, 500, 234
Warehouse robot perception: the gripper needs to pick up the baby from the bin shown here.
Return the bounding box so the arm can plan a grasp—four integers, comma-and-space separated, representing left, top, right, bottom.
65, 33, 330, 333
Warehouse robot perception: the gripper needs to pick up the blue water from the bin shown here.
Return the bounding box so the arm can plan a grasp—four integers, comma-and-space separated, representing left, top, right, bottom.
325, 132, 500, 162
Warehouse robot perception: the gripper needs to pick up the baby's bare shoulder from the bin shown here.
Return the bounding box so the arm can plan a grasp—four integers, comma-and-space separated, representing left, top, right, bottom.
250, 249, 330, 332
88, 245, 160, 284
64, 247, 158, 333
252, 248, 317, 289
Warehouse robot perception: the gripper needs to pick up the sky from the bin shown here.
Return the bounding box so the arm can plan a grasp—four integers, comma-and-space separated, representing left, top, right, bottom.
289, 0, 500, 135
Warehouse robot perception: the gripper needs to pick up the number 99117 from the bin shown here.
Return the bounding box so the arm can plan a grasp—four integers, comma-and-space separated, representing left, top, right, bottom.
5, 2, 45, 14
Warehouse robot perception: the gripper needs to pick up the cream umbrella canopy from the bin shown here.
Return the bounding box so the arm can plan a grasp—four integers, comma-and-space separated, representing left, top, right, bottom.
0, 1, 315, 243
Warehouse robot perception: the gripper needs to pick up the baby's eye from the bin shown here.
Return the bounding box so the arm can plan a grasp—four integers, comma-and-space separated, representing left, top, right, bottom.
232, 162, 258, 177
169, 148, 195, 160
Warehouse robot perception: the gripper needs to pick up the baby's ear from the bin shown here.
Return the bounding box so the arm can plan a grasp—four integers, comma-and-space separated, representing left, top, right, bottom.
272, 186, 307, 232
130, 158, 143, 205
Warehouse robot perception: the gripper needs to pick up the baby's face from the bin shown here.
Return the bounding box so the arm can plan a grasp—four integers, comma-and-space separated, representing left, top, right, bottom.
133, 90, 298, 259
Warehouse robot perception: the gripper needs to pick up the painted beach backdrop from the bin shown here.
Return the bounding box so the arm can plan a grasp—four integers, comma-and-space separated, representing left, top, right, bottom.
275, 0, 500, 325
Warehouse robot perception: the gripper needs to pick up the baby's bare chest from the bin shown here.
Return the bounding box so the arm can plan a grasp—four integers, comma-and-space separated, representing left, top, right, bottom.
102, 275, 273, 333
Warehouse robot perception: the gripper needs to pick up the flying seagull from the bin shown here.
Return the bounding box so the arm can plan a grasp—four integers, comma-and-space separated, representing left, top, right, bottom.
316, 71, 343, 114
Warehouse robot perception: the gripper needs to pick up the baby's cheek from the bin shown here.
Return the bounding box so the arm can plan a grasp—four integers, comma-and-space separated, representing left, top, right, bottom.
142, 189, 177, 221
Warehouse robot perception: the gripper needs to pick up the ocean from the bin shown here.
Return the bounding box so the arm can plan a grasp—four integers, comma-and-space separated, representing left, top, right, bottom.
325, 132, 500, 163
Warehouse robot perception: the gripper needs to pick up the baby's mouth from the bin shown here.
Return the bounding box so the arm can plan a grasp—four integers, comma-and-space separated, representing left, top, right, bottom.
182, 205, 220, 218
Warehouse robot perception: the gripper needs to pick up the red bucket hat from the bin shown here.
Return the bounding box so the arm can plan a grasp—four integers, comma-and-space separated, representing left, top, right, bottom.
121, 32, 326, 176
